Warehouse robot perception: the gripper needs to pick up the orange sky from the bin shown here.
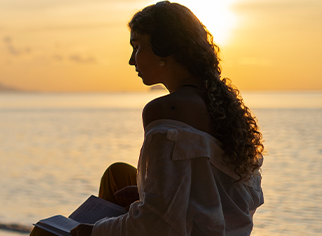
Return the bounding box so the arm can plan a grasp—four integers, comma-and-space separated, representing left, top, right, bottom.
0, 0, 321, 92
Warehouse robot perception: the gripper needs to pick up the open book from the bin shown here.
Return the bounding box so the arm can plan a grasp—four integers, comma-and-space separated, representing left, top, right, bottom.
34, 195, 127, 236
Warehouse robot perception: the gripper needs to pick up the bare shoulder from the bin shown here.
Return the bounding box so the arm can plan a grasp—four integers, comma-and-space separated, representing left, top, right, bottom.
142, 87, 213, 134
142, 93, 173, 128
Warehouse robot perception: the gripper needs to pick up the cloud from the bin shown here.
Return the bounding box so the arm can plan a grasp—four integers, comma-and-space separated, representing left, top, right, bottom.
25, 22, 119, 32
69, 54, 97, 64
53, 55, 63, 61
0, 0, 135, 11
233, 0, 322, 27
233, 0, 321, 13
3, 37, 31, 56
3, 37, 20, 55
239, 57, 272, 67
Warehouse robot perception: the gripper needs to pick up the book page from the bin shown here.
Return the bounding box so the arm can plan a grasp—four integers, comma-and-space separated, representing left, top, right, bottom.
34, 215, 80, 236
69, 195, 127, 224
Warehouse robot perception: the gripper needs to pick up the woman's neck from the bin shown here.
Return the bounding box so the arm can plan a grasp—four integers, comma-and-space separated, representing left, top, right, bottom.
158, 56, 201, 93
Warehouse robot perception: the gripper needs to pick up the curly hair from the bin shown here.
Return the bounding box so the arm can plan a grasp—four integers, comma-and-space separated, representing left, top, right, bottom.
129, 2, 264, 181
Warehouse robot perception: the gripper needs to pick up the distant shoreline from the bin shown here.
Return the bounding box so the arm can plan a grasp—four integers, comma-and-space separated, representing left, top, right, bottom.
0, 223, 31, 234
0, 82, 23, 93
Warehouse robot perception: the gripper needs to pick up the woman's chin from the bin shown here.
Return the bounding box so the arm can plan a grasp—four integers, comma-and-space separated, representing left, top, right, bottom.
141, 79, 154, 86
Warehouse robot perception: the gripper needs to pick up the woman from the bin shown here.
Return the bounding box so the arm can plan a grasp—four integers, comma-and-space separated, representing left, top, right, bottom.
74, 1, 264, 235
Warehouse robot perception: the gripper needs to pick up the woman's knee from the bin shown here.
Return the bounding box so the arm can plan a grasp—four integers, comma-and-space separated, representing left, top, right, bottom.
105, 162, 137, 174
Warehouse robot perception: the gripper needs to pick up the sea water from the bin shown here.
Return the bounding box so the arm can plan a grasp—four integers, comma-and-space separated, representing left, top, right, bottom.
0, 91, 321, 236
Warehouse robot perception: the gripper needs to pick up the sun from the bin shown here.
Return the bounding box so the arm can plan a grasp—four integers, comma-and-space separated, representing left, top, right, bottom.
146, 0, 237, 46
178, 0, 237, 46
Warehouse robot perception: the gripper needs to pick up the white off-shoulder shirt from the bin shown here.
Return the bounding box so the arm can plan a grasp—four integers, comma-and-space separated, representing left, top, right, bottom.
92, 119, 264, 236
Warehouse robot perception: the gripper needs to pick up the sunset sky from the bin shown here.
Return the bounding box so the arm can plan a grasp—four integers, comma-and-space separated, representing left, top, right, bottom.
0, 0, 321, 92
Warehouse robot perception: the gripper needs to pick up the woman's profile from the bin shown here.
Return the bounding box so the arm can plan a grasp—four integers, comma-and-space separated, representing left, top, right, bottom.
32, 1, 264, 236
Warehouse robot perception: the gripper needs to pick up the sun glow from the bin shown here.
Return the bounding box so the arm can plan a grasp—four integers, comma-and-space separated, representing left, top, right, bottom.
177, 0, 237, 46
146, 0, 238, 46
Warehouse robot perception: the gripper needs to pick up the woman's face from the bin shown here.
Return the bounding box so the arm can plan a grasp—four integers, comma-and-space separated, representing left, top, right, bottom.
129, 31, 163, 85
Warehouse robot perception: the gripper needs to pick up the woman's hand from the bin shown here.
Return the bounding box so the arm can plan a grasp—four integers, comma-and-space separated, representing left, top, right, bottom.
115, 185, 139, 202
115, 185, 139, 210
70, 223, 94, 236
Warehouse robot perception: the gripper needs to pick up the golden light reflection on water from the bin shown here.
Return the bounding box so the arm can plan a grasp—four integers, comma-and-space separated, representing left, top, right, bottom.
1, 91, 321, 109
242, 91, 322, 108
251, 108, 322, 235
0, 91, 167, 109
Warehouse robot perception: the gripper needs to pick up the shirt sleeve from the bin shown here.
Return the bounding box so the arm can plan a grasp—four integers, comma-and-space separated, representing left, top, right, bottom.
91, 131, 225, 236
91, 132, 183, 235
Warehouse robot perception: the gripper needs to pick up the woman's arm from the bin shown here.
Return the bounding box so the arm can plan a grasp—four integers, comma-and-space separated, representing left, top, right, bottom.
90, 132, 186, 236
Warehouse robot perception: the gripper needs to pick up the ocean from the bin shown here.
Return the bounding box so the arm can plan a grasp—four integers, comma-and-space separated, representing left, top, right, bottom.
0, 91, 321, 236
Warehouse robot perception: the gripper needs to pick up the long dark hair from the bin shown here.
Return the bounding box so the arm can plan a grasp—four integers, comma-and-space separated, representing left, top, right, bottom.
129, 2, 264, 181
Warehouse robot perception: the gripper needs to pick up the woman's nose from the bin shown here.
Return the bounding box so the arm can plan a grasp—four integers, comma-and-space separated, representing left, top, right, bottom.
129, 52, 135, 66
